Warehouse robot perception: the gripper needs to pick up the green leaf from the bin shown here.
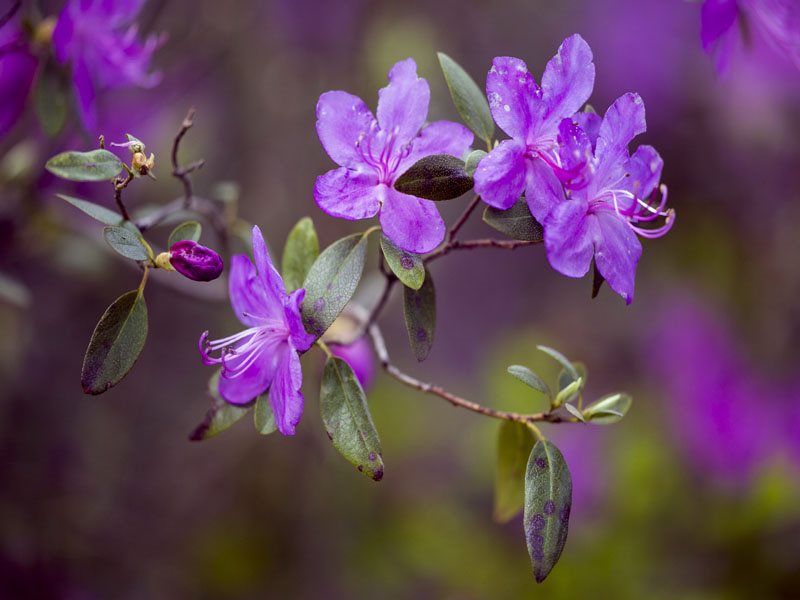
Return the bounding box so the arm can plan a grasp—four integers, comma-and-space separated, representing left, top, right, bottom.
282, 217, 319, 292
507, 365, 552, 400
80, 289, 148, 394
437, 52, 495, 146
56, 194, 126, 226
524, 440, 572, 583
167, 220, 202, 247
464, 149, 487, 177
302, 232, 369, 337
537, 345, 578, 380
553, 378, 582, 408
254, 394, 278, 435
380, 233, 425, 290
494, 421, 536, 523
189, 371, 251, 441
583, 392, 632, 425
103, 226, 150, 261
403, 270, 436, 362
563, 403, 585, 422
320, 357, 384, 481
483, 199, 544, 242
35, 59, 68, 137
394, 154, 473, 201
557, 361, 587, 394
45, 149, 124, 182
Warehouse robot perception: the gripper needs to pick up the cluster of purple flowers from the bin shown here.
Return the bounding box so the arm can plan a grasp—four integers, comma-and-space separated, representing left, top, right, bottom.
0, 0, 163, 137
313, 35, 673, 303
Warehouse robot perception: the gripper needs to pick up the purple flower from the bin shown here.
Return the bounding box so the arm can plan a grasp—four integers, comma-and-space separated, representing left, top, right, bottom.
314, 58, 473, 254
701, 0, 800, 72
52, 0, 165, 131
330, 336, 375, 391
169, 240, 224, 282
199, 226, 315, 436
543, 93, 674, 304
0, 18, 37, 139
473, 34, 595, 218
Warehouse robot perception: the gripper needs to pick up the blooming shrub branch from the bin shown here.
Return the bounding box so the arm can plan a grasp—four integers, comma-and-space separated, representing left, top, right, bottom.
44, 33, 673, 583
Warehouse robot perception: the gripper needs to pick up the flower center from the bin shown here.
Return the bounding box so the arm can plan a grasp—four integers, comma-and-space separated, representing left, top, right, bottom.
355, 122, 412, 184
592, 185, 675, 239
200, 317, 288, 378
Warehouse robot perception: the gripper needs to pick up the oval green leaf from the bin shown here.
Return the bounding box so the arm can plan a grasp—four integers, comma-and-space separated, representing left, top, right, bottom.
301, 232, 368, 338
483, 199, 544, 242
56, 194, 126, 226
35, 59, 69, 137
464, 149, 487, 177
403, 270, 436, 362
437, 52, 494, 146
254, 394, 278, 435
167, 220, 202, 247
553, 378, 582, 409
45, 149, 124, 182
320, 357, 384, 481
494, 421, 536, 523
524, 440, 573, 583
80, 289, 148, 394
563, 402, 585, 422
537, 345, 578, 380
189, 370, 252, 441
557, 361, 587, 395
282, 217, 319, 292
583, 392, 632, 425
380, 233, 424, 290
104, 226, 150, 261
507, 365, 553, 400
394, 154, 473, 201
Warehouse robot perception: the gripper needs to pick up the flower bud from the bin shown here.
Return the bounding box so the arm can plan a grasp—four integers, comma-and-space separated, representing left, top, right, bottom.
169, 240, 223, 282
330, 336, 375, 391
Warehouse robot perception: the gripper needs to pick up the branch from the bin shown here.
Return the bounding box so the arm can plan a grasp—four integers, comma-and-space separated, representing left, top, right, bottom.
368, 324, 567, 424
447, 194, 481, 242
425, 238, 540, 264
171, 107, 205, 208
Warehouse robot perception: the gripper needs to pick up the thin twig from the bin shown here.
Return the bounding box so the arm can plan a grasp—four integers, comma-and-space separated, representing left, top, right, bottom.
172, 108, 204, 208
113, 171, 135, 221
368, 324, 566, 424
425, 238, 540, 264
447, 194, 481, 242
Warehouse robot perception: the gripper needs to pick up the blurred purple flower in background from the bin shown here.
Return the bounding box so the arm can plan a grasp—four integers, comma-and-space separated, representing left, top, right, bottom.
473, 34, 595, 217
543, 94, 672, 304
200, 226, 314, 435
0, 16, 37, 139
330, 336, 375, 391
651, 295, 777, 484
701, 0, 800, 72
168, 240, 224, 282
52, 0, 165, 131
314, 58, 473, 253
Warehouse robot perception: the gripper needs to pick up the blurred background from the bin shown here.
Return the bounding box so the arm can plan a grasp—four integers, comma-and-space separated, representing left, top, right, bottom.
1, 0, 800, 598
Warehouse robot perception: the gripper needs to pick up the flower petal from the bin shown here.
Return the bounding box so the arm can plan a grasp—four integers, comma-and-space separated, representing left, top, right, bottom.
284, 288, 315, 352
377, 58, 430, 143
544, 196, 595, 279
228, 254, 278, 326
573, 110, 601, 150
316, 90, 376, 169
540, 34, 595, 128
593, 209, 642, 304
486, 56, 539, 140
251, 225, 287, 304
525, 158, 565, 222
701, 0, 739, 52
594, 93, 647, 191
314, 167, 381, 220
473, 139, 526, 210
269, 345, 304, 435
621, 145, 663, 200
379, 187, 445, 254
218, 339, 280, 405
397, 120, 474, 175
330, 336, 375, 391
